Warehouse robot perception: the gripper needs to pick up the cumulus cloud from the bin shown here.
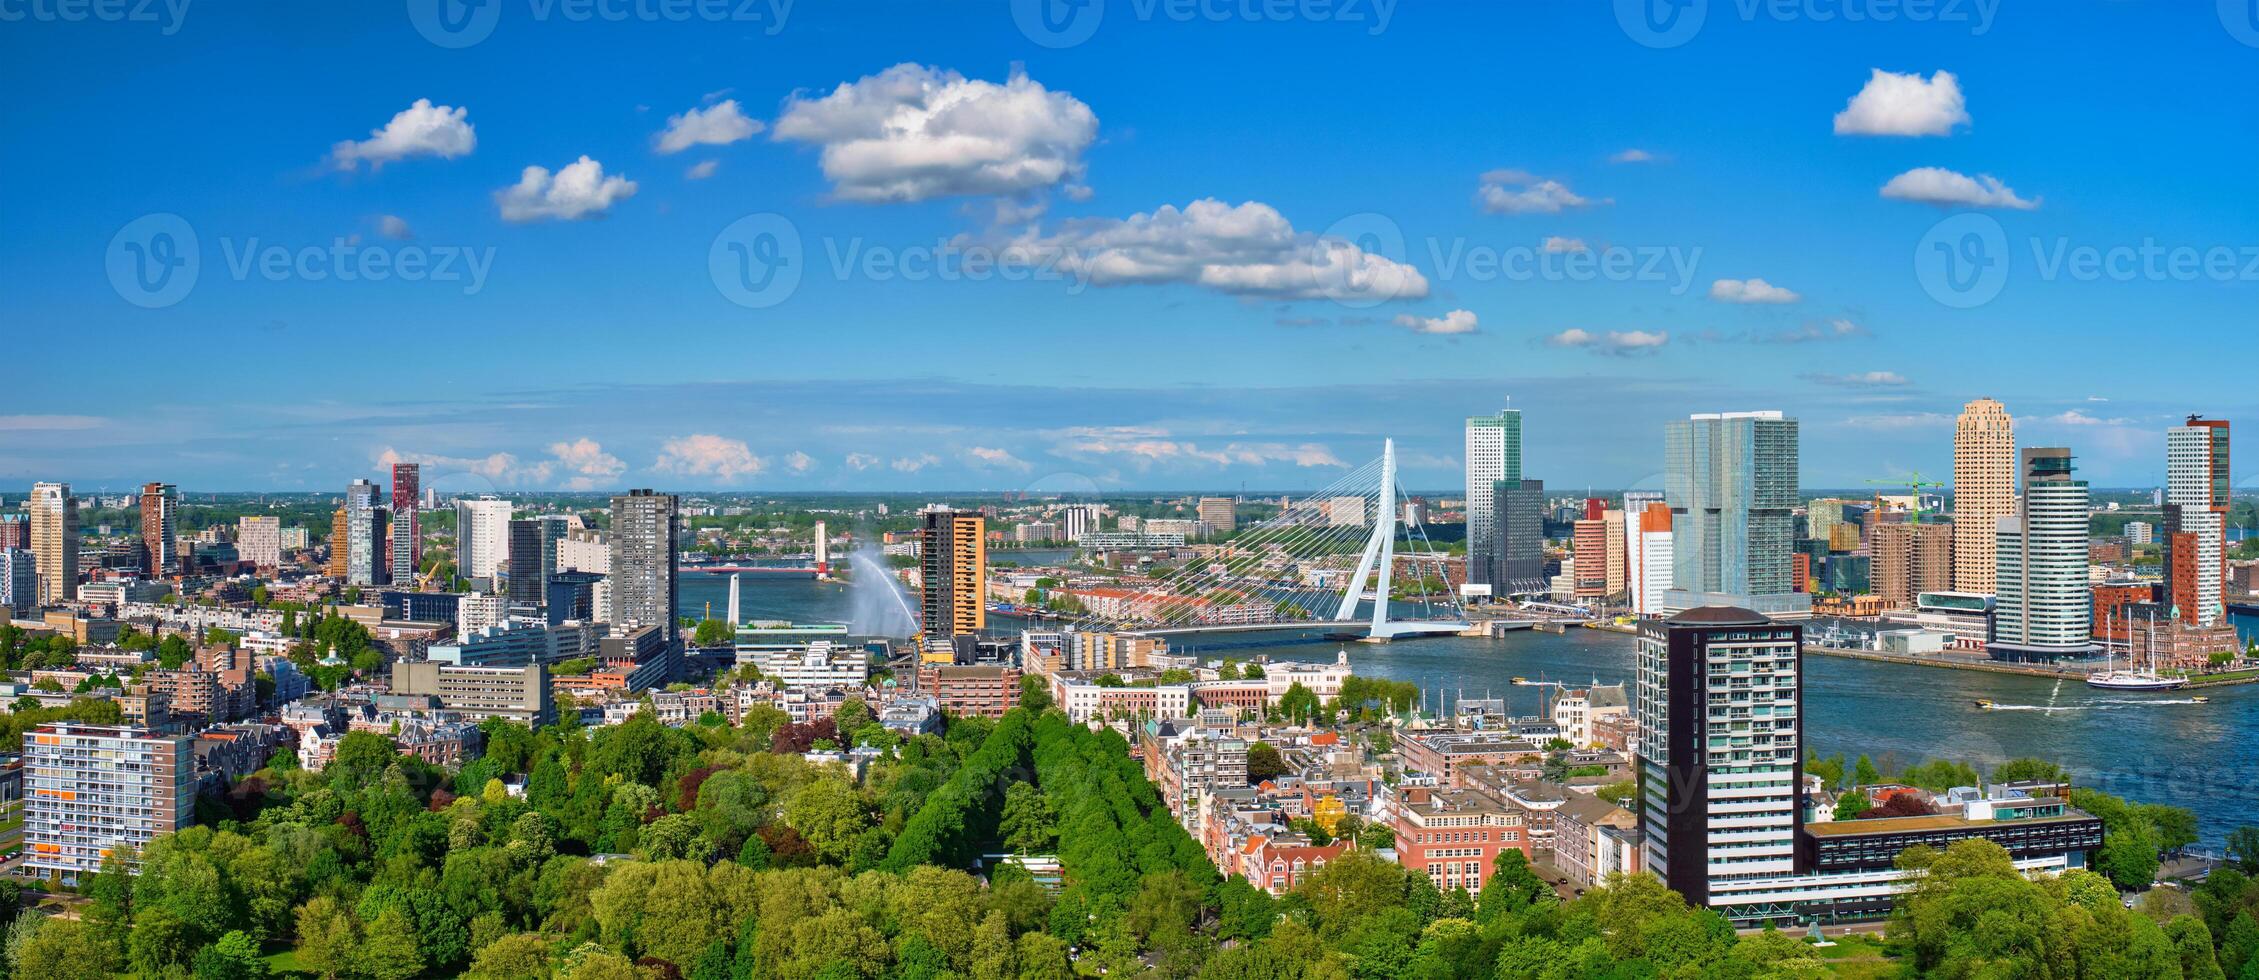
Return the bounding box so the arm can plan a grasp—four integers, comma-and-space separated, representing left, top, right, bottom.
785, 451, 816, 474
892, 453, 942, 473
1393, 309, 1479, 335
1547, 328, 1669, 355
1761, 318, 1866, 343
654, 434, 765, 481
1609, 148, 1657, 164
1010, 198, 1428, 303
1803, 370, 1910, 387
495, 156, 637, 222
1834, 69, 1970, 137
546, 438, 626, 490
376, 215, 414, 240
1710, 278, 1802, 304
1475, 169, 1600, 215
685, 160, 720, 180
773, 64, 1098, 203
1051, 426, 1344, 470
655, 99, 763, 154
1879, 167, 2038, 210
330, 99, 476, 171
1542, 236, 1588, 254
844, 452, 881, 470
968, 446, 1033, 470
2047, 410, 2135, 426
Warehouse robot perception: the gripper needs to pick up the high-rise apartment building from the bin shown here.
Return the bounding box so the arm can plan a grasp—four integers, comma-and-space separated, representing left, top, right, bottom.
0, 548, 37, 610
1464, 408, 1523, 587
1636, 607, 1804, 911
29, 482, 76, 604
1603, 506, 1628, 598
0, 514, 27, 551
1663, 412, 1807, 616
608, 490, 680, 643
344, 479, 387, 586
1627, 503, 1674, 617
1572, 503, 1609, 599
22, 723, 196, 880
326, 507, 349, 579
1992, 449, 2096, 661
391, 462, 421, 582
2163, 416, 2230, 627
139, 482, 180, 577
1951, 398, 2016, 595
237, 516, 281, 570
455, 496, 514, 586
1869, 522, 1953, 609
556, 527, 610, 574
1196, 497, 1235, 535
918, 505, 986, 650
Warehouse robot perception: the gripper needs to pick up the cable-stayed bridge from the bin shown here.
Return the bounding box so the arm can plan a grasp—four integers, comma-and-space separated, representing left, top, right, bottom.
1066, 440, 1469, 642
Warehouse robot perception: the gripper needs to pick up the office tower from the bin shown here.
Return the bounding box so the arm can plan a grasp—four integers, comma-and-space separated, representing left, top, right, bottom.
1636, 607, 1804, 910
1951, 398, 2016, 594
0, 548, 37, 609
1484, 478, 1547, 596
1464, 408, 1524, 586
344, 479, 387, 586
1196, 497, 1235, 535
918, 505, 986, 646
0, 513, 27, 550
455, 495, 514, 586
1869, 523, 1953, 609
22, 722, 196, 879
139, 482, 179, 577
1603, 507, 1628, 598
1572, 502, 1609, 599
813, 520, 830, 573
1663, 412, 1807, 616
507, 516, 568, 609
1991, 449, 2096, 661
2163, 416, 2230, 627
29, 482, 76, 604
327, 507, 350, 579
391, 462, 421, 582
1628, 504, 1674, 617
546, 570, 603, 624
609, 490, 681, 643
237, 516, 281, 570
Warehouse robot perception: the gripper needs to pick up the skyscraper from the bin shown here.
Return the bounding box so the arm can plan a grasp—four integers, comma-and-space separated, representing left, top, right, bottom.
1196, 497, 1235, 535
29, 482, 76, 604
139, 482, 179, 577
1991, 448, 2096, 661
327, 507, 349, 579
1627, 503, 1674, 617
1869, 522, 1953, 609
391, 462, 421, 583
918, 505, 986, 654
2163, 416, 2230, 628
1663, 412, 1806, 616
507, 516, 568, 609
344, 479, 387, 586
455, 496, 514, 586
0, 548, 37, 610
1464, 408, 1523, 587
608, 490, 680, 643
1487, 478, 1547, 596
1636, 607, 1804, 910
1951, 398, 2016, 595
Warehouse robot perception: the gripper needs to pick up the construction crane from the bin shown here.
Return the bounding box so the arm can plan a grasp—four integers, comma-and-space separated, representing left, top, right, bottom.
1865, 472, 1947, 524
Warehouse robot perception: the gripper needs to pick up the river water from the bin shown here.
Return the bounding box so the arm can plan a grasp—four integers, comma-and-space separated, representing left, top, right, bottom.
682, 573, 2257, 845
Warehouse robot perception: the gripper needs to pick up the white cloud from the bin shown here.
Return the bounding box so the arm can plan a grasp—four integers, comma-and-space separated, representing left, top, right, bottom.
378, 438, 625, 489
773, 64, 1098, 203
1843, 412, 1952, 431
1804, 370, 1910, 387
1609, 148, 1656, 164
685, 160, 720, 180
330, 99, 476, 171
1710, 278, 1802, 304
1011, 198, 1427, 303
547, 438, 626, 490
2047, 410, 2135, 427
495, 156, 638, 222
1393, 309, 1479, 335
1541, 236, 1588, 254
654, 99, 763, 154
844, 452, 881, 471
967, 446, 1032, 471
891, 453, 942, 473
1548, 328, 1669, 355
654, 434, 765, 481
1833, 69, 1970, 137
785, 451, 815, 474
376, 215, 413, 240
1879, 167, 2038, 210
1051, 426, 1344, 470
1475, 169, 1599, 215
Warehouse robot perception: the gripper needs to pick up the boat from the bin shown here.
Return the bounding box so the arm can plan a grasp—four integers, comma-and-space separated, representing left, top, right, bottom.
2192, 696, 2210, 703
2087, 612, 2186, 690
1974, 699, 1995, 709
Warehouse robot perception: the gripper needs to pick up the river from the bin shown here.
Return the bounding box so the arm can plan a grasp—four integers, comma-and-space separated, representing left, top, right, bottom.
680, 573, 2256, 845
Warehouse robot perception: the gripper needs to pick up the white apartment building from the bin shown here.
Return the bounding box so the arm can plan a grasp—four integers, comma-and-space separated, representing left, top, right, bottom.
556, 528, 610, 574
22, 723, 196, 881
455, 496, 514, 584
238, 516, 282, 569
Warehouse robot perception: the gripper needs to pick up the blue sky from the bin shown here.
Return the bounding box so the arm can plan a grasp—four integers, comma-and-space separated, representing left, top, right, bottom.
4, 0, 2256, 494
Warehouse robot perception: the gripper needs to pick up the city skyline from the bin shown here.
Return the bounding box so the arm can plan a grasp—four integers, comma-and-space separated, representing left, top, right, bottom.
6, 4, 2258, 490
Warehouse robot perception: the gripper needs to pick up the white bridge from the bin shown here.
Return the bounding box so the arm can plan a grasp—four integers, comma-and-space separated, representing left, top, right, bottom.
1076, 439, 1469, 642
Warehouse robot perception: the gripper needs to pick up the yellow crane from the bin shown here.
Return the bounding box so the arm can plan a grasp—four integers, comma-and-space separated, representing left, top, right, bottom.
1865, 472, 1946, 524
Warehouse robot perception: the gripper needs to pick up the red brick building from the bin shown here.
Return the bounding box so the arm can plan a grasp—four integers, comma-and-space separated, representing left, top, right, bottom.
1391, 786, 1530, 895
916, 664, 1021, 718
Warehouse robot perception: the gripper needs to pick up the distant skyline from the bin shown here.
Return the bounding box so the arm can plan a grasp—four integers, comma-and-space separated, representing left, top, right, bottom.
5, 4, 2255, 491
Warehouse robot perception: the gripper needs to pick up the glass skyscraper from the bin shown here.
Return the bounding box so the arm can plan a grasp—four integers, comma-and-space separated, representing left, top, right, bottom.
1663, 412, 1807, 616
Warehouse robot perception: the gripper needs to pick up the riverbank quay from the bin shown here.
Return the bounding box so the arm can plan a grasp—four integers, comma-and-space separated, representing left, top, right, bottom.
1803, 644, 2259, 687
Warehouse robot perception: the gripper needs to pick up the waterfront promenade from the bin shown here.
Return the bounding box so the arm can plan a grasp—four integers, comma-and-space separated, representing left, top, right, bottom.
1801, 644, 2259, 687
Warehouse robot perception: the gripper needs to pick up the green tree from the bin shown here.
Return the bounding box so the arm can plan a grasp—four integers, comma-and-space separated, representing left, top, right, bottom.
1246, 742, 1287, 784
783, 776, 870, 864
1991, 757, 2067, 783
190, 930, 270, 980
1833, 790, 1873, 820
